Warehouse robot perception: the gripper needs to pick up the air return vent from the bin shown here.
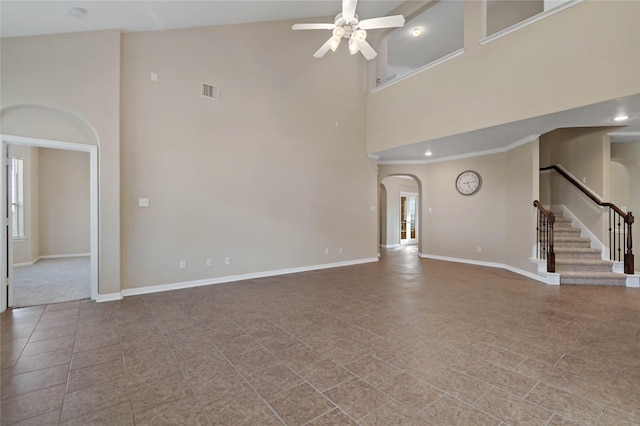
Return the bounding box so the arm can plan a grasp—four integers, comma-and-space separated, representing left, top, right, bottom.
201, 83, 219, 100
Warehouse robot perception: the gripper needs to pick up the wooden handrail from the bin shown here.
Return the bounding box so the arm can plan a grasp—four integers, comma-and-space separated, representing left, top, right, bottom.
540, 164, 634, 274
540, 165, 629, 219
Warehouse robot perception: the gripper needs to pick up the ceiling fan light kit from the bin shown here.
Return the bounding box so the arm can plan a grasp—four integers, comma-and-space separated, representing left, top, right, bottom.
292, 0, 405, 61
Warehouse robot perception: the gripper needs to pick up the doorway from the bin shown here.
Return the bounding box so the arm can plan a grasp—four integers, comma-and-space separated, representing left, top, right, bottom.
1, 135, 98, 309
379, 175, 420, 249
400, 192, 418, 245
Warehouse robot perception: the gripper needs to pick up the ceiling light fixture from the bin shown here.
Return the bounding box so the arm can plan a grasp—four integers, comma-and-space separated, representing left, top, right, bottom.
613, 114, 630, 122
329, 37, 341, 52
348, 38, 360, 55
68, 7, 87, 18
412, 28, 422, 37
424, 150, 432, 156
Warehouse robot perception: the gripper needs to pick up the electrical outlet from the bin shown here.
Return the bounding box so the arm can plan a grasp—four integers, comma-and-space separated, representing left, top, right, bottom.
138, 198, 150, 207
225, 257, 231, 265
477, 246, 482, 253
179, 260, 186, 269
324, 248, 329, 255
339, 248, 343, 254
206, 258, 212, 267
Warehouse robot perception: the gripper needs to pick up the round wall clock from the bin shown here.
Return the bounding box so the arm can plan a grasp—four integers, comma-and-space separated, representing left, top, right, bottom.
455, 170, 482, 195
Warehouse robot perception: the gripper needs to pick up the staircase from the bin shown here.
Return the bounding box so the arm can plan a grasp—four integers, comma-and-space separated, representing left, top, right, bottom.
552, 211, 627, 286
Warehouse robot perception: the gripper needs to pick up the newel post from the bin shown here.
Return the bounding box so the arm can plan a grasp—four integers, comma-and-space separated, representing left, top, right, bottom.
547, 213, 556, 273
625, 212, 634, 274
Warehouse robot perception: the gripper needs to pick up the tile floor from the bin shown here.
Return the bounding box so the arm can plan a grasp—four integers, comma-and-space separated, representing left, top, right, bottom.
1, 247, 639, 425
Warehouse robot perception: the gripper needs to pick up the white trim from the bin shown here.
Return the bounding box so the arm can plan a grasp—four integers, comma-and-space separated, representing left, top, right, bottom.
481, 0, 582, 45
418, 252, 560, 285
1, 134, 99, 308
122, 257, 379, 297
626, 275, 640, 288
40, 253, 90, 259
376, 135, 540, 165
13, 260, 38, 268
96, 292, 123, 303
371, 49, 465, 94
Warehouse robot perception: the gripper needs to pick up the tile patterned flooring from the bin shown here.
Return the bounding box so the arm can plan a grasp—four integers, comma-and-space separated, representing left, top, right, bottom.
1, 247, 640, 425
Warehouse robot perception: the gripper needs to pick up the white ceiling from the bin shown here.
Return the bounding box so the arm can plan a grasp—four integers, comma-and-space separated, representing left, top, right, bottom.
2, 0, 639, 163
0, 0, 405, 38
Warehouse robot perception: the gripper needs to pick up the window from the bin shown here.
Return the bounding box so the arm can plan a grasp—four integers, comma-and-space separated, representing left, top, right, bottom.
11, 157, 25, 239
382, 0, 464, 84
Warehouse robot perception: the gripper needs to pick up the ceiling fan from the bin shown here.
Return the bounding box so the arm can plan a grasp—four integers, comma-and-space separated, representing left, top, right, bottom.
292, 0, 405, 60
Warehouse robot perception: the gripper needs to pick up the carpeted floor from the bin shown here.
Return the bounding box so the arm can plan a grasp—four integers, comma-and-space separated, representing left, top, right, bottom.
12, 257, 90, 307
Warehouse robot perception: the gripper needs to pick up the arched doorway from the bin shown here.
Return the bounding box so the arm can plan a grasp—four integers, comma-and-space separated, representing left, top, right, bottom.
1, 105, 99, 310
379, 175, 421, 249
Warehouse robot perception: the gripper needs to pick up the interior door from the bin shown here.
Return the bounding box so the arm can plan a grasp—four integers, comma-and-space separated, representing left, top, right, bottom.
400, 192, 417, 245
1, 142, 11, 311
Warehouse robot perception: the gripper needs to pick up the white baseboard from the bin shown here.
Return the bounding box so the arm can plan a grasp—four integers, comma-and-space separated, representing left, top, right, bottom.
121, 257, 379, 297
380, 244, 400, 248
40, 253, 90, 259
96, 292, 123, 303
13, 257, 40, 268
419, 252, 552, 284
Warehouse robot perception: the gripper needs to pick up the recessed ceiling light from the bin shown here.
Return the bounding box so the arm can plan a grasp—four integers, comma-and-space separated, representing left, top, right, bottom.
412, 28, 422, 37
613, 114, 630, 122
424, 150, 432, 156
68, 7, 87, 18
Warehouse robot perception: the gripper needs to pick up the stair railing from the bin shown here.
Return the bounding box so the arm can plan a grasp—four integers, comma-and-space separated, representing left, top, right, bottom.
539, 165, 634, 274
533, 201, 555, 272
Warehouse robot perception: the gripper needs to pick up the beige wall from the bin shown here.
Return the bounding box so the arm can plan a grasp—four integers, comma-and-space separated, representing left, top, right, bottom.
505, 141, 539, 273
1, 30, 121, 295
380, 144, 538, 275
611, 141, 640, 271
380, 177, 419, 247
540, 128, 614, 243
120, 21, 377, 289
38, 148, 90, 257
11, 145, 39, 265
368, 0, 640, 153
378, 144, 539, 274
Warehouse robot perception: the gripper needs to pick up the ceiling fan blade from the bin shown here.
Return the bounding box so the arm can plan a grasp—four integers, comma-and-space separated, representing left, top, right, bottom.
358, 15, 406, 30
356, 39, 377, 60
292, 23, 335, 30
343, 0, 357, 19
313, 37, 334, 58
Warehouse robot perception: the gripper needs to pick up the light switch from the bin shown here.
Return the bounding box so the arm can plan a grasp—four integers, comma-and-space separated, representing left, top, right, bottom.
151, 72, 158, 81
138, 198, 150, 207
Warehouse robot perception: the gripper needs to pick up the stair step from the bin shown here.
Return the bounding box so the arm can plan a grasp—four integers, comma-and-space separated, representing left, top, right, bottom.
554, 236, 591, 248
555, 247, 602, 259
560, 271, 627, 286
556, 259, 614, 272
554, 227, 581, 235
554, 217, 572, 227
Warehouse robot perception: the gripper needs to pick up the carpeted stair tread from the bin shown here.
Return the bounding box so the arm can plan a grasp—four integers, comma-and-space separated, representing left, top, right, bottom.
555, 258, 614, 272
560, 271, 627, 286
555, 247, 601, 258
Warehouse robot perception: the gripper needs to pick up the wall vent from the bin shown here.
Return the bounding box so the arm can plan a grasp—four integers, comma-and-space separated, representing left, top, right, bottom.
201, 83, 219, 100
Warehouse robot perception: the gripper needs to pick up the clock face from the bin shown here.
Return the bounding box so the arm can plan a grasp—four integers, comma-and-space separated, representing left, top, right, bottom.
456, 170, 481, 195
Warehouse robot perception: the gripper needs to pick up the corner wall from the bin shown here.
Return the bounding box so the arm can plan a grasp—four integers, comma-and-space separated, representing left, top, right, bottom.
379, 141, 539, 277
